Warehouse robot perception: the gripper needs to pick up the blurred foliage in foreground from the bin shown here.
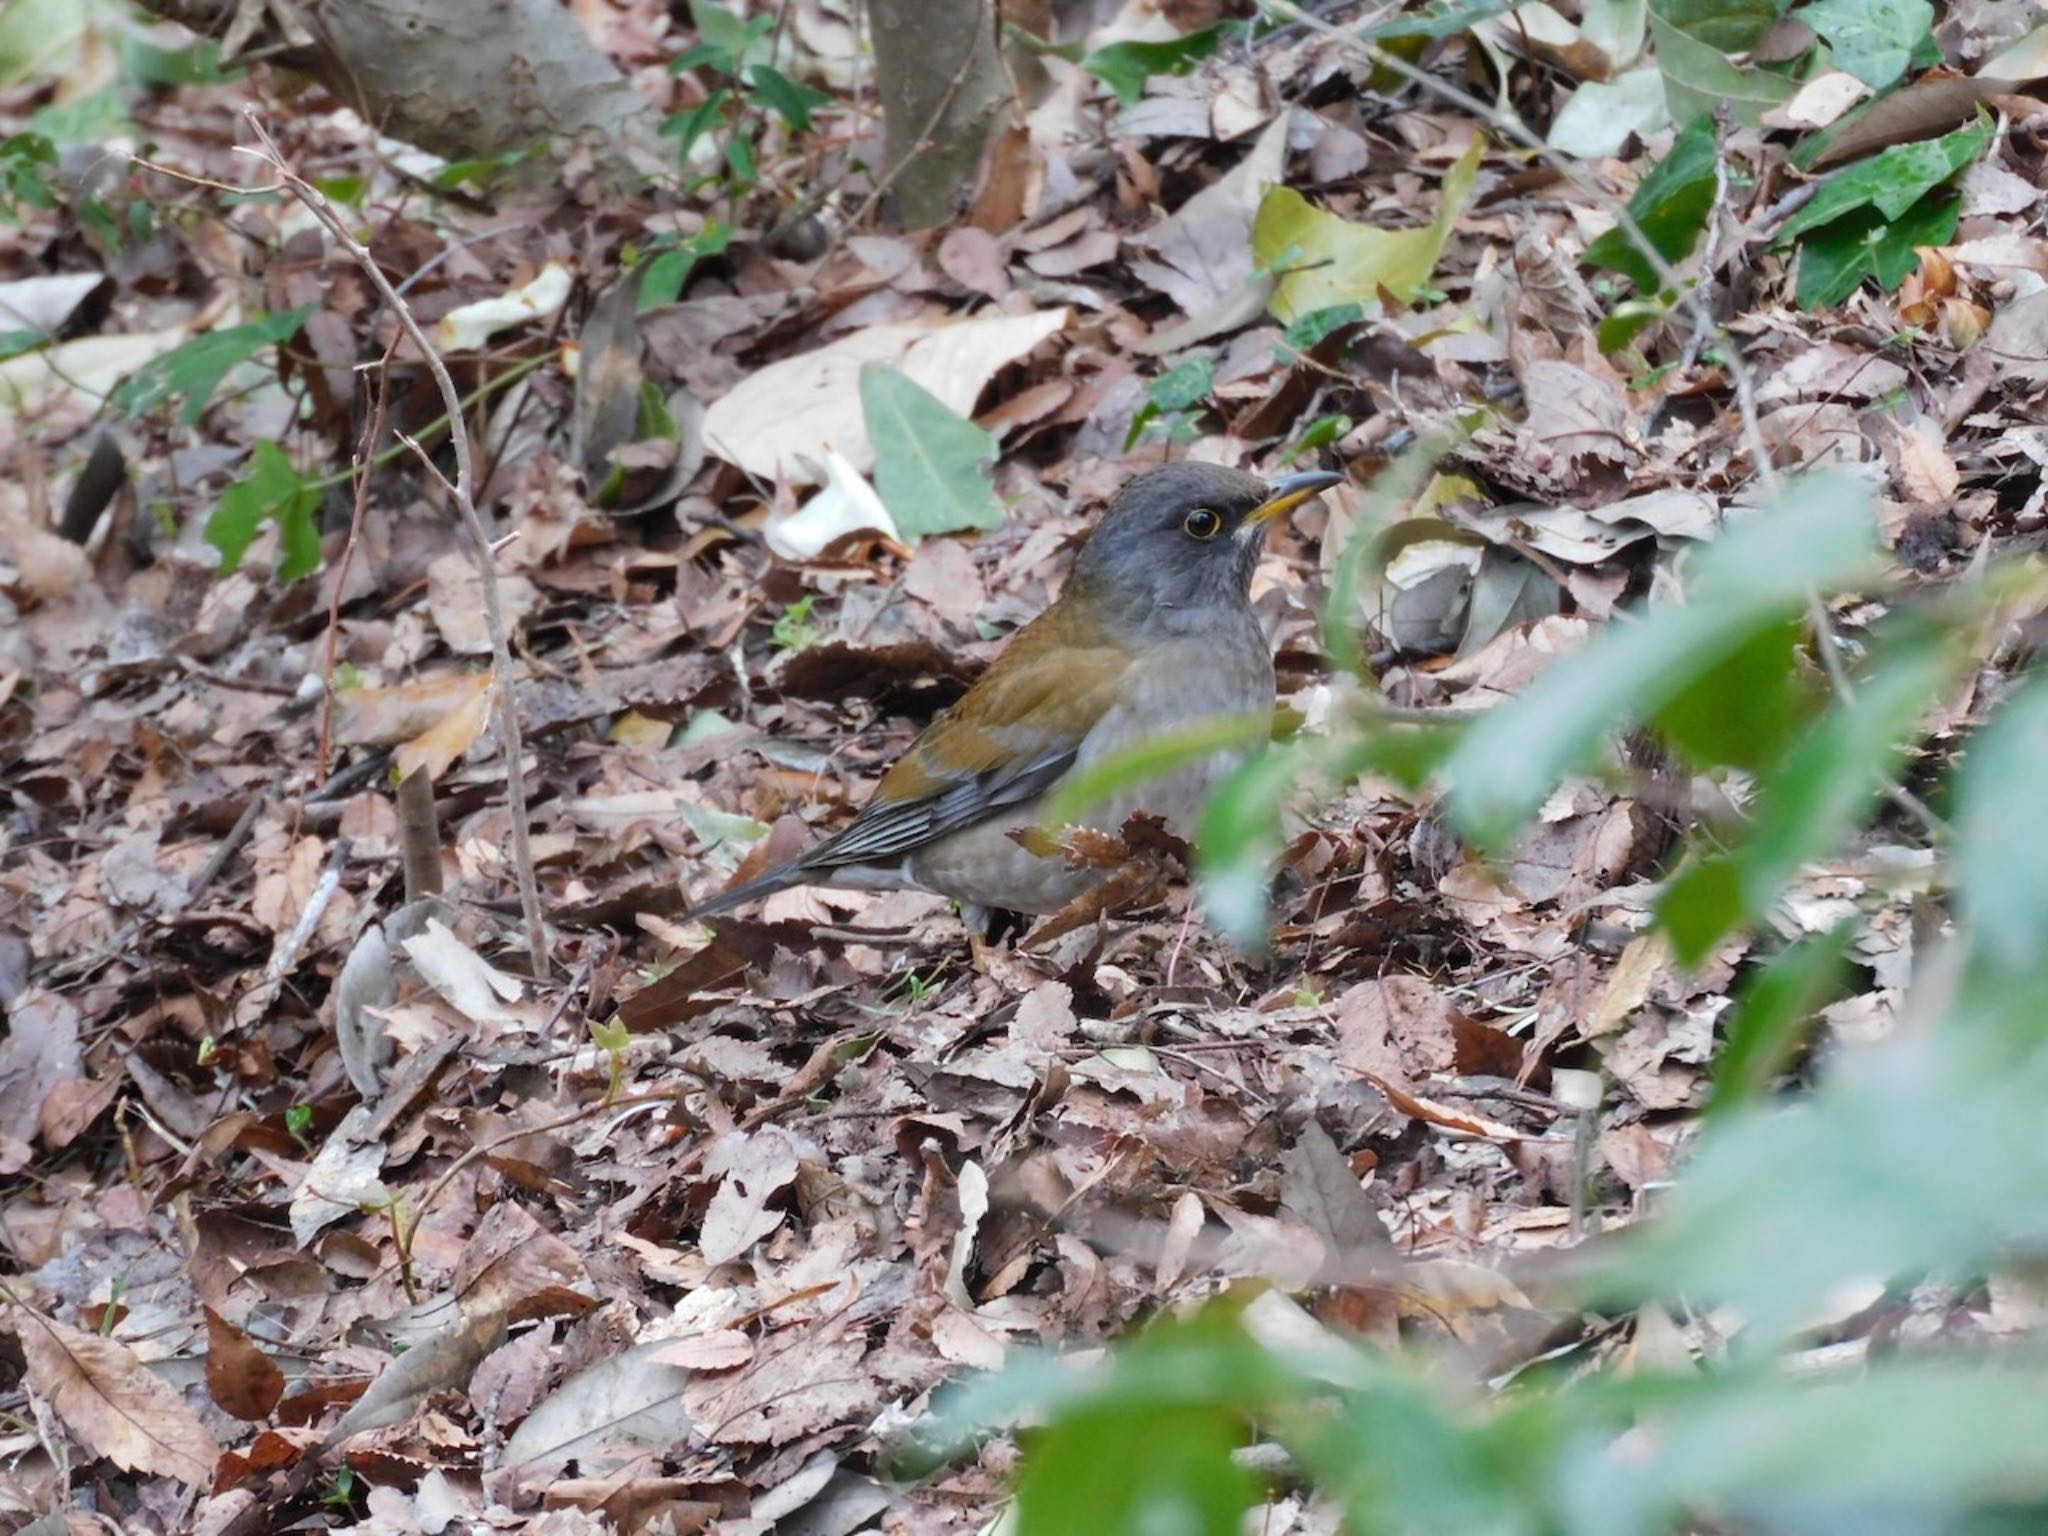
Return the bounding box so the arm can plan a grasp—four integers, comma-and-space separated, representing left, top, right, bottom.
940, 468, 2048, 1535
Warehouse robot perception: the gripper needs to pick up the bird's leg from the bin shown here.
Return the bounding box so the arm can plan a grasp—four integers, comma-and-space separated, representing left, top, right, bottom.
220, 0, 315, 61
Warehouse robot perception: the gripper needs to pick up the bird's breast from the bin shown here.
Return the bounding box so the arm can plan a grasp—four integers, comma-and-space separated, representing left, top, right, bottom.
1072, 625, 1275, 831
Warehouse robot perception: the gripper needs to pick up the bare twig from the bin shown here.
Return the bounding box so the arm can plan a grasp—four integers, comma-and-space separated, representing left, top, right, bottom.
238, 111, 550, 974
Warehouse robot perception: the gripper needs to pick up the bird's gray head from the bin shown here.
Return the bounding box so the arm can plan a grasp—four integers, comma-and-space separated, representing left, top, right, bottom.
1068, 462, 1343, 628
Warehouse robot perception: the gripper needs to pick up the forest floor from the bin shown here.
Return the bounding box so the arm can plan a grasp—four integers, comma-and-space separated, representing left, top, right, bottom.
1, 0, 2043, 1531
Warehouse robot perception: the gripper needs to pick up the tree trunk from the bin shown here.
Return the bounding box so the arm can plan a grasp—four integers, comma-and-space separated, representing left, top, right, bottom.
868, 0, 1013, 230
139, 0, 665, 188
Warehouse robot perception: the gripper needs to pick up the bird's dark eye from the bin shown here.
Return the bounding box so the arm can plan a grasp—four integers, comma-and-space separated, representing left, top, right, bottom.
1182, 507, 1224, 540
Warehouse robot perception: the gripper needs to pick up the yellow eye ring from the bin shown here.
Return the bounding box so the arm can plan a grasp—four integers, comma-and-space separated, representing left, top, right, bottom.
1183, 507, 1224, 540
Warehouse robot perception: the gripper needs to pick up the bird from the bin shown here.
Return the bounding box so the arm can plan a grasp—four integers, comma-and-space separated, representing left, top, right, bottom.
687, 462, 1344, 924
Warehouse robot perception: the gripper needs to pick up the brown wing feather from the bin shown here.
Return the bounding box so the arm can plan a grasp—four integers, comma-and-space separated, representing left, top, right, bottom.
794, 596, 1136, 869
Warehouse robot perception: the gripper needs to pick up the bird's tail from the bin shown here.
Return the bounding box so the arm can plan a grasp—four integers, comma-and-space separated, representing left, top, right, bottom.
680, 859, 811, 923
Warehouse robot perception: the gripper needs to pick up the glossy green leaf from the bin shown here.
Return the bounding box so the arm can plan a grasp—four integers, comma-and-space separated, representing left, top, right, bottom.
860, 362, 1001, 539
111, 306, 315, 426
1777, 117, 1989, 243
1793, 187, 1960, 309
1081, 25, 1225, 104
208, 440, 323, 581
1445, 473, 1879, 852
1583, 112, 1719, 292
1797, 0, 1935, 87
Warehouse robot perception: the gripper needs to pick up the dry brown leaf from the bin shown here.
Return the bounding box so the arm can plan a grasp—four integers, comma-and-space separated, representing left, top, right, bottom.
15, 1311, 221, 1486
393, 672, 494, 784
203, 1306, 286, 1422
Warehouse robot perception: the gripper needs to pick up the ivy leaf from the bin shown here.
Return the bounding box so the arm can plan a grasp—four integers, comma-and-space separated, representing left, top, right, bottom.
860, 362, 1001, 539
1649, 0, 1797, 126
208, 441, 323, 581
1081, 25, 1225, 104
1776, 116, 1989, 242
1583, 113, 1718, 292
1793, 186, 1959, 308
111, 306, 314, 426
1795, 0, 1934, 88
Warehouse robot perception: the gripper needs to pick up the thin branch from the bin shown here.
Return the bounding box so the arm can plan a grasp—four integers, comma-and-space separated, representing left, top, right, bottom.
238, 110, 550, 975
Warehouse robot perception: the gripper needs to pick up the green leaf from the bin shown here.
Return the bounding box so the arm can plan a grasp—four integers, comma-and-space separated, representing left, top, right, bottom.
1549, 66, 1671, 158
1659, 633, 1955, 964
686, 0, 773, 72
1710, 924, 1856, 1114
111, 306, 314, 426
662, 87, 735, 164
1588, 1032, 2048, 1338
1444, 472, 1879, 852
1196, 737, 1328, 946
1369, 0, 1515, 40
1648, 0, 1797, 127
1776, 117, 1989, 243
1125, 355, 1216, 449
1148, 355, 1215, 413
1080, 25, 1225, 104
746, 65, 829, 131
1278, 302, 1365, 360
1018, 1398, 1255, 1536
1586, 1363, 2048, 1524
860, 362, 1002, 539
1252, 139, 1482, 323
1793, 187, 1960, 309
1796, 0, 1934, 88
1040, 712, 1274, 830
1953, 674, 2048, 981
1654, 616, 1815, 772
208, 441, 323, 581
1582, 113, 1718, 292
636, 222, 732, 309
1652, 0, 1784, 53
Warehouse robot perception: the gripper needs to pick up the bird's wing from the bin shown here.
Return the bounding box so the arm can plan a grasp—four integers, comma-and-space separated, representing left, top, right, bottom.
797, 604, 1137, 872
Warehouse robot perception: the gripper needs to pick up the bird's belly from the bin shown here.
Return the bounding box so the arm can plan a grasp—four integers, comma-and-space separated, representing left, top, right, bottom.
907, 638, 1272, 914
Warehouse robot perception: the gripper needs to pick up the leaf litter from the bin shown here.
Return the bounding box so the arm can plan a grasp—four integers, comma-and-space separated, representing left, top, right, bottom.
1, 0, 2045, 1530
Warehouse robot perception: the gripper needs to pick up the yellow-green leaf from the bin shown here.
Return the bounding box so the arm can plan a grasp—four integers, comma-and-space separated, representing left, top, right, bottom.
1253, 139, 1483, 324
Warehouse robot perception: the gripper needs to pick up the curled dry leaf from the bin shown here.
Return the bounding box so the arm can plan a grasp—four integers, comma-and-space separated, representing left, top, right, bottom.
14, 1310, 221, 1486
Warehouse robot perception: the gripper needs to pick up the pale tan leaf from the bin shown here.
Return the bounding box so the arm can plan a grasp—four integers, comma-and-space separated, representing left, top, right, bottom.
15, 1312, 220, 1486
